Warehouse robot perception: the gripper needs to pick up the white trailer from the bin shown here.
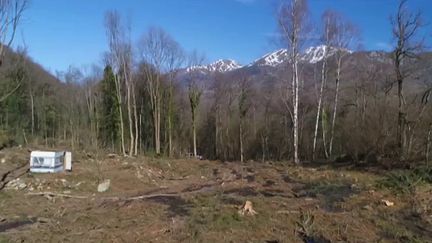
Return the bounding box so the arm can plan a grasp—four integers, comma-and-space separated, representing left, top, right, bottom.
30, 151, 65, 173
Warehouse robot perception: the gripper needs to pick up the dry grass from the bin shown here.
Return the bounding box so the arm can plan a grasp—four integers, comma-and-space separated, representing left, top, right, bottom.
0, 147, 431, 242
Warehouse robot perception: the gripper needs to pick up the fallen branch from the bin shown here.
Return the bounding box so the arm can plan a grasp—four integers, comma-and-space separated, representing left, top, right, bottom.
26, 192, 89, 199
103, 193, 178, 201
26, 179, 239, 202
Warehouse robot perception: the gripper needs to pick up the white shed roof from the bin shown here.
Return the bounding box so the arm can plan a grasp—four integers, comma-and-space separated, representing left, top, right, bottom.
30, 151, 64, 157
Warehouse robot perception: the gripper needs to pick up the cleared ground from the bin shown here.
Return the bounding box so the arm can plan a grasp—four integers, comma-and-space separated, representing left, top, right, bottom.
0, 147, 431, 242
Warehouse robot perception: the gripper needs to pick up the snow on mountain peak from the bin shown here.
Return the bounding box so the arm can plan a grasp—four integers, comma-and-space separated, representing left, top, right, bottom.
301, 45, 329, 63
186, 59, 242, 73
252, 49, 289, 67
250, 45, 353, 67
301, 45, 352, 64
210, 59, 243, 72
184, 45, 354, 73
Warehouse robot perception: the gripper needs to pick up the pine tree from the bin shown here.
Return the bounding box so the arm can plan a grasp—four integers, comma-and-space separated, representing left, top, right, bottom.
99, 65, 120, 150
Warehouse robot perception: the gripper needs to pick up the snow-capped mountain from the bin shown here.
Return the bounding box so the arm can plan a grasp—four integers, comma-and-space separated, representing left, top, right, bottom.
183, 45, 355, 75
249, 45, 353, 67
300, 45, 352, 63
186, 59, 242, 74
251, 49, 289, 67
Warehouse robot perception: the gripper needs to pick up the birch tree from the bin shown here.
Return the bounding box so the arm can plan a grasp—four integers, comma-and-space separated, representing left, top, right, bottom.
104, 11, 129, 156
326, 11, 359, 157
278, 0, 309, 164
186, 51, 205, 158
312, 10, 332, 160
139, 27, 183, 155
165, 40, 184, 157
189, 80, 202, 158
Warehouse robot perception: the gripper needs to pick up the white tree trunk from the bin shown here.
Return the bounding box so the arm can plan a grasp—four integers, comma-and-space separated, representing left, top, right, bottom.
30, 89, 34, 136
126, 83, 134, 156
114, 74, 126, 155
192, 112, 197, 157
329, 60, 341, 157
155, 103, 161, 155
427, 124, 432, 165
293, 59, 300, 164
240, 120, 244, 162
133, 87, 138, 156
312, 55, 327, 160
168, 85, 173, 157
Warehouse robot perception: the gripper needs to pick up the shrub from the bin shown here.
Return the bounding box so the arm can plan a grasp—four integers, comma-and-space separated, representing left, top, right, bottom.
377, 166, 432, 194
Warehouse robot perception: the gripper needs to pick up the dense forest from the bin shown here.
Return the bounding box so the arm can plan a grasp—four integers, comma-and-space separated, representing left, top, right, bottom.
0, 0, 431, 165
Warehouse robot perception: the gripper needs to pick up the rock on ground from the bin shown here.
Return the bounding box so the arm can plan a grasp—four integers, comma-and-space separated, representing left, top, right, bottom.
97, 179, 111, 192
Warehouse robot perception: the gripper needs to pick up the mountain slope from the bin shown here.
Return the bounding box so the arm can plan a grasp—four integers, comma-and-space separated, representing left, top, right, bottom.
186, 59, 242, 74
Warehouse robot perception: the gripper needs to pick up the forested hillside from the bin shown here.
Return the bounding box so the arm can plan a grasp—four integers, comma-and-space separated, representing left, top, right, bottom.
2, 0, 432, 242
1, 0, 431, 166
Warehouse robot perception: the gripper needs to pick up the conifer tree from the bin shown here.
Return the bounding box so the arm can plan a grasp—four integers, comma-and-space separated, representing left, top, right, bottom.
99, 65, 120, 150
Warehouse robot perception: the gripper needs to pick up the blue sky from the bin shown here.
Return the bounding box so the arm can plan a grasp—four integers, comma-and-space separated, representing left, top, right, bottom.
14, 0, 432, 73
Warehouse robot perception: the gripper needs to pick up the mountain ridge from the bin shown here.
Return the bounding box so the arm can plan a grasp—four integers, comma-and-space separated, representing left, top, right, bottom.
183, 45, 356, 74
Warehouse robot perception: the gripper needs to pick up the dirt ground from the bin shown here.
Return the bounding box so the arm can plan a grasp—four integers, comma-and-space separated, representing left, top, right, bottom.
0, 147, 431, 242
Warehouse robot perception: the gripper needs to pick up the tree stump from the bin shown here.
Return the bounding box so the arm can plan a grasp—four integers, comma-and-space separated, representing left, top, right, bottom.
238, 200, 257, 216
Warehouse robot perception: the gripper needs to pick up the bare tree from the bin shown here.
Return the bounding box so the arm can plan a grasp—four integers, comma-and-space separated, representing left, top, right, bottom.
312, 10, 332, 160
391, 0, 425, 159
427, 123, 432, 165
104, 10, 131, 156
278, 0, 309, 164
186, 51, 205, 158
0, 80, 20, 102
0, 0, 28, 103
238, 75, 251, 162
212, 72, 225, 160
165, 40, 184, 157
326, 11, 360, 158
189, 80, 202, 158
139, 27, 183, 156
0, 0, 27, 66
83, 65, 102, 149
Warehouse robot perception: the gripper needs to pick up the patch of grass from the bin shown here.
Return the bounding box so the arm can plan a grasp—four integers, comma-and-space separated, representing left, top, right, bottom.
296, 210, 315, 238
306, 182, 353, 196
375, 218, 426, 243
296, 211, 331, 243
188, 194, 242, 229
0, 235, 10, 243
0, 191, 12, 200
0, 130, 15, 150
186, 194, 273, 241
213, 211, 242, 230
292, 179, 363, 213
186, 194, 243, 239
377, 167, 432, 194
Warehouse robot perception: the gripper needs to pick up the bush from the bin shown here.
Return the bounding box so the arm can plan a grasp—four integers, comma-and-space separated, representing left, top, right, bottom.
377, 166, 432, 194
0, 130, 16, 150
